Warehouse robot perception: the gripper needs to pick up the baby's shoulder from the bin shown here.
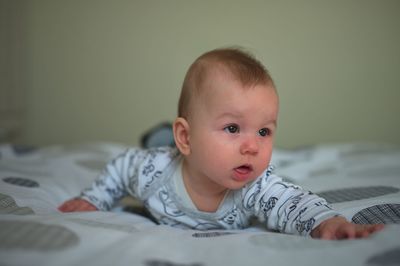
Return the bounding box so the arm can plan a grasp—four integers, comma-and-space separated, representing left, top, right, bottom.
115, 146, 178, 174
122, 146, 179, 164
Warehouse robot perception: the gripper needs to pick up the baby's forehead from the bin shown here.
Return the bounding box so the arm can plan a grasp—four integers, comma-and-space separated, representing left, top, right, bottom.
201, 61, 274, 89
199, 69, 275, 95
194, 79, 276, 112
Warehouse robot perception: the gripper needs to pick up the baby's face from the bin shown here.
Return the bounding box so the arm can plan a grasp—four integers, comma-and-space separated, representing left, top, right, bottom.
184, 72, 278, 191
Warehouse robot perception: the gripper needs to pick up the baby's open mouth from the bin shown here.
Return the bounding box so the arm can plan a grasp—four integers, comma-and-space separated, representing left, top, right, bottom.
234, 164, 253, 174
233, 164, 254, 181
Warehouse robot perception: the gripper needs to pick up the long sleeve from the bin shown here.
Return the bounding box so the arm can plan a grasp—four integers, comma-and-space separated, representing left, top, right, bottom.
80, 148, 144, 210
242, 170, 340, 236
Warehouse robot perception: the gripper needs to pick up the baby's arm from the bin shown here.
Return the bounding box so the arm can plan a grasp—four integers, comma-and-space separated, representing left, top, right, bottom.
245, 172, 384, 238
58, 148, 142, 212
246, 174, 340, 236
310, 216, 384, 239
58, 198, 98, 212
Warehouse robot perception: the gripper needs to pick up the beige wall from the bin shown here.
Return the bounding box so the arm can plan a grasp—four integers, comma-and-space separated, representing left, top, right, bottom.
0, 0, 28, 141
4, 0, 400, 148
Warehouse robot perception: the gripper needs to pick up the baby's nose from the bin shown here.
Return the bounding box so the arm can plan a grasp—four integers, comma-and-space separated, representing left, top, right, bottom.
239, 135, 259, 155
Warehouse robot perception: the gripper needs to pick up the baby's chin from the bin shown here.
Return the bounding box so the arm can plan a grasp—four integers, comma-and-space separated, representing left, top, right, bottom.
227, 175, 259, 190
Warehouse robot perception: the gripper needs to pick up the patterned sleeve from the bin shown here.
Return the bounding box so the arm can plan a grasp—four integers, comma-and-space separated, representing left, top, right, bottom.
242, 169, 340, 236
80, 148, 146, 210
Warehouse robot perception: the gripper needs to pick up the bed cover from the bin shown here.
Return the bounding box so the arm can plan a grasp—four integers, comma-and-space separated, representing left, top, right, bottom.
0, 142, 399, 266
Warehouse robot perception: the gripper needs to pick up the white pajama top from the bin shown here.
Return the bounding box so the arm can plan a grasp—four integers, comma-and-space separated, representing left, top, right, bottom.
81, 147, 339, 236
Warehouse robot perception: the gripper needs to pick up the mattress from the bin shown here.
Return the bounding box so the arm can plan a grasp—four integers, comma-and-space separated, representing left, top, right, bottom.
1, 142, 399, 266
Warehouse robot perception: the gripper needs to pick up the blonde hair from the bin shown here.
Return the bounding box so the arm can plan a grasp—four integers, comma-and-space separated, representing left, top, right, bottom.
178, 48, 275, 118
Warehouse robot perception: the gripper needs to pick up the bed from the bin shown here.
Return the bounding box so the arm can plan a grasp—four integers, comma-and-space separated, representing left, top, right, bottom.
1, 141, 399, 266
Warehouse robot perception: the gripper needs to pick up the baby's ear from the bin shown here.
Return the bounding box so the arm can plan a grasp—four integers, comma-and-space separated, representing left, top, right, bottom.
173, 117, 191, 155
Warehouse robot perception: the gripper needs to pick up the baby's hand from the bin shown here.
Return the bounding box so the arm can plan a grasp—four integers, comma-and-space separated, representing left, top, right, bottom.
310, 216, 384, 240
58, 198, 98, 212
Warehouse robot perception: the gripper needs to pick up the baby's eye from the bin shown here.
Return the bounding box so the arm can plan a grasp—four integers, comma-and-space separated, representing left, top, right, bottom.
224, 124, 239, 134
258, 128, 270, 137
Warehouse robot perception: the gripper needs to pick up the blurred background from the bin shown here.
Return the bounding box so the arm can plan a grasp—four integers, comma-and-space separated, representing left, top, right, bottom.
1, 0, 399, 149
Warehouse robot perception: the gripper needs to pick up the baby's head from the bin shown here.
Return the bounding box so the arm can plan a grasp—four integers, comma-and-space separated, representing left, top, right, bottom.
174, 48, 279, 190
177, 48, 276, 119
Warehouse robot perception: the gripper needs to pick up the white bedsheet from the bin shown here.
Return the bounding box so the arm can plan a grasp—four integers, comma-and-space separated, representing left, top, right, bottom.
1, 142, 399, 266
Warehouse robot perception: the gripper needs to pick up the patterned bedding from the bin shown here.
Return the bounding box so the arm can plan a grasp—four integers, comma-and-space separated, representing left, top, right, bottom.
0, 142, 399, 266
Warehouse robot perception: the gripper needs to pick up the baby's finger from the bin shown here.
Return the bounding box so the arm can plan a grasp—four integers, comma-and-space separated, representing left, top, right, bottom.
364, 224, 384, 235
58, 202, 75, 212
319, 228, 338, 240
58, 199, 94, 212
335, 224, 356, 239
354, 224, 383, 238
371, 224, 385, 232
355, 226, 370, 238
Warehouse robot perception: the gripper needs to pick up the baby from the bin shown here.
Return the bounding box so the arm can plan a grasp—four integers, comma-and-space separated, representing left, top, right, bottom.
59, 48, 383, 239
